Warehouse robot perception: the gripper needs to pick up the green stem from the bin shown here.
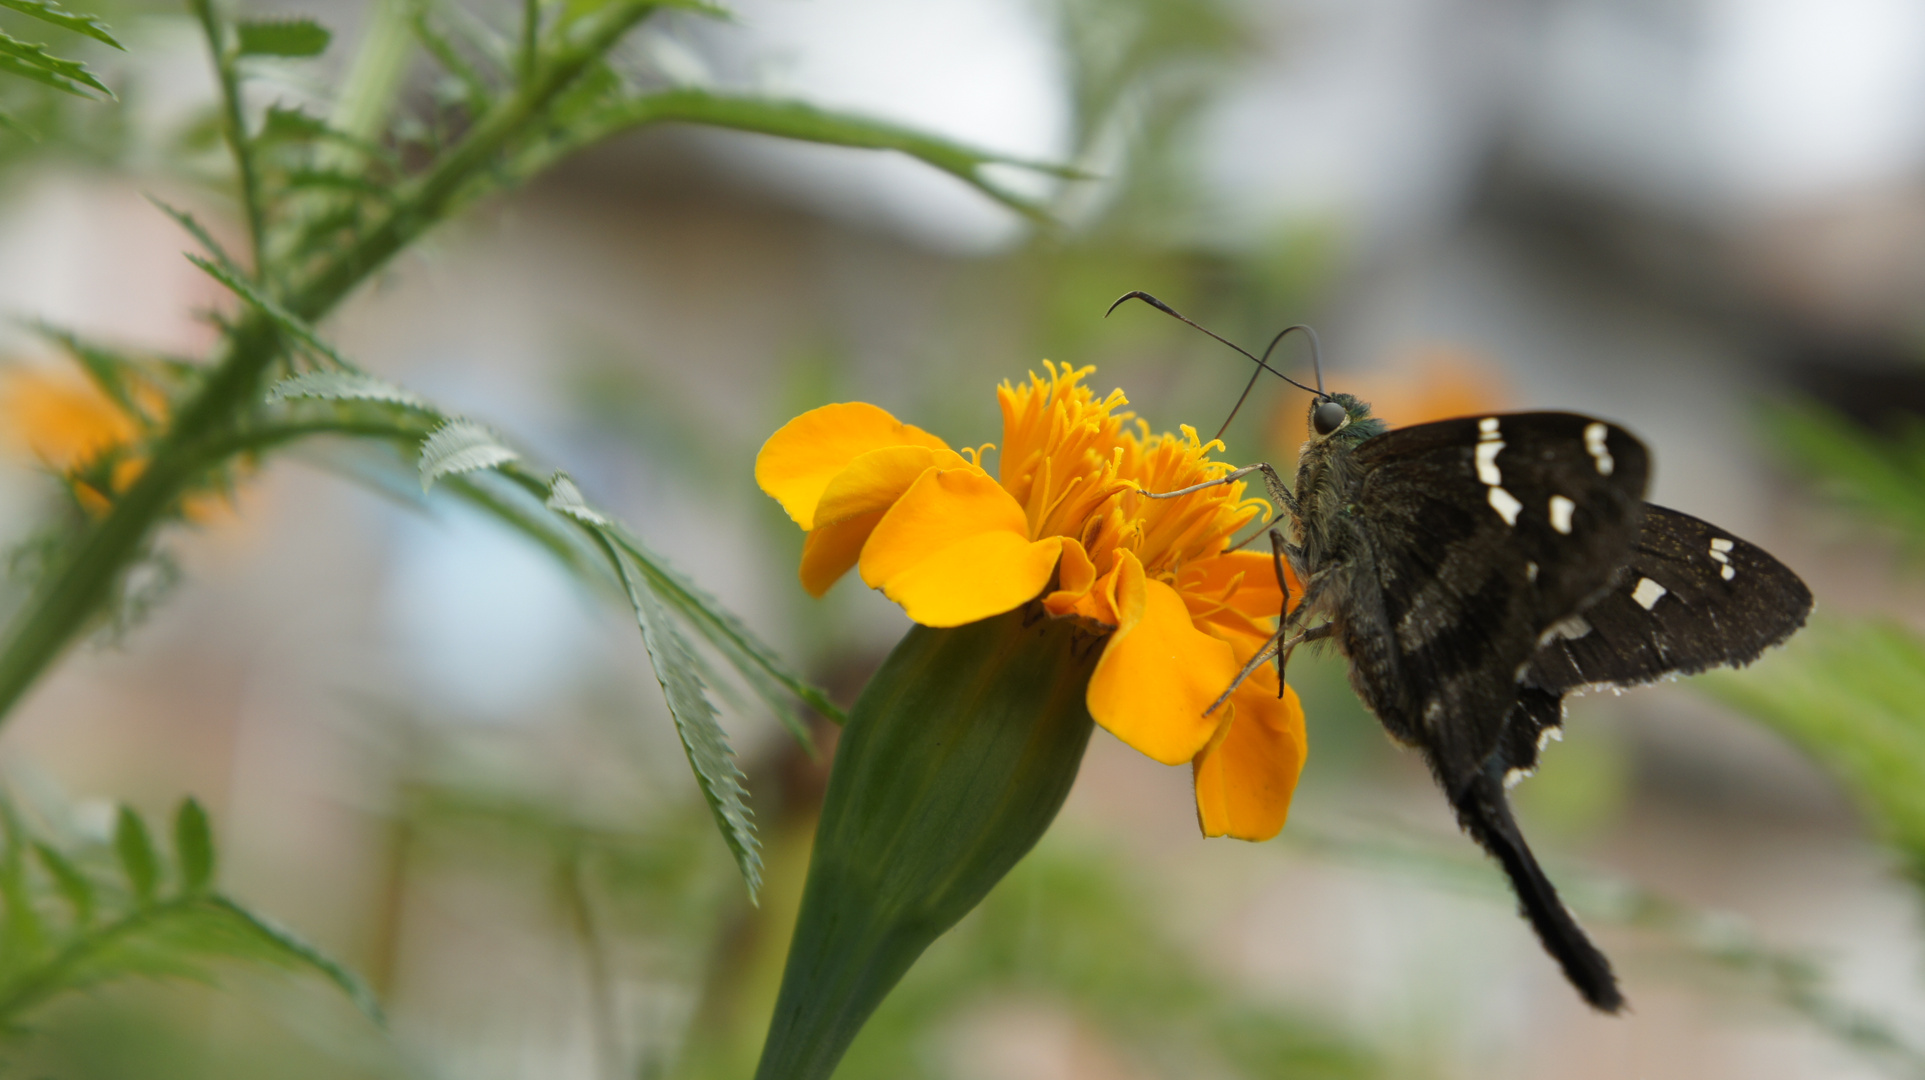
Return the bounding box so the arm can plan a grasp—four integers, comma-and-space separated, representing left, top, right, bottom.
188, 0, 267, 278
0, 898, 195, 1025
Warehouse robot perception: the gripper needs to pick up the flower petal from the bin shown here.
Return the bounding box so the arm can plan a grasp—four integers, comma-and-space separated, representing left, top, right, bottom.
799, 510, 885, 597
859, 466, 1063, 627
815, 445, 966, 527
1086, 551, 1238, 765
876, 532, 1066, 627
755, 403, 949, 530
1193, 672, 1307, 841
1179, 549, 1300, 621
1041, 537, 1098, 619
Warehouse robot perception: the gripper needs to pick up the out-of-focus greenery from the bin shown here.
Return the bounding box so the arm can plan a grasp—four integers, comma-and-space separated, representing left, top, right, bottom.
1706, 400, 1925, 884
0, 790, 376, 1045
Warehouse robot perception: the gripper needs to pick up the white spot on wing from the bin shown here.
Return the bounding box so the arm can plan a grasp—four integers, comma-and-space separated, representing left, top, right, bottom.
1538, 725, 1563, 750
1488, 485, 1522, 525
1584, 422, 1614, 475
1539, 614, 1593, 645
1708, 537, 1737, 582
1479, 417, 1500, 437
1632, 577, 1668, 609
1504, 768, 1531, 790
1475, 440, 1504, 485
1548, 494, 1576, 534
1526, 561, 1539, 583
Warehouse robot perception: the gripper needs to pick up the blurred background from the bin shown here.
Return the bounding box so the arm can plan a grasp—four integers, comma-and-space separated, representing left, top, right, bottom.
2, 0, 1924, 1076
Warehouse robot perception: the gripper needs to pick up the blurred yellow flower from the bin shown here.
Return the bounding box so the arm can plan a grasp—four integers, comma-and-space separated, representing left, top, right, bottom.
757, 363, 1308, 841
0, 367, 153, 514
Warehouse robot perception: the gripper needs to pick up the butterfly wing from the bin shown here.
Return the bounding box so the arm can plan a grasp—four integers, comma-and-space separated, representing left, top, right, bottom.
1491, 504, 1814, 780
1343, 412, 1651, 785
1336, 411, 1650, 1013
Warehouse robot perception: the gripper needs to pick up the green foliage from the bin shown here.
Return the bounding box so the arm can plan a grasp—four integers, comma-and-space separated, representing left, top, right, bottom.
0, 0, 117, 122
1702, 623, 1925, 881
234, 17, 329, 57
417, 419, 521, 491
0, 794, 378, 1035
0, 0, 119, 50
1764, 399, 1925, 561
258, 359, 838, 900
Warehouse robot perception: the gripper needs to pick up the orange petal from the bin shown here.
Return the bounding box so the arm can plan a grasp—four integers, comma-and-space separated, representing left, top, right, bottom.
755, 403, 949, 530
876, 532, 1066, 627
1086, 551, 1238, 765
799, 511, 884, 597
1193, 672, 1307, 841
1181, 549, 1300, 621
859, 466, 1062, 627
1041, 537, 1097, 618
815, 445, 966, 526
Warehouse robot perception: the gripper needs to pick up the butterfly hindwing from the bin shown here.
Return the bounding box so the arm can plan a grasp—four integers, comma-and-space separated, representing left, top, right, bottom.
1343, 413, 1650, 786
1524, 503, 1814, 695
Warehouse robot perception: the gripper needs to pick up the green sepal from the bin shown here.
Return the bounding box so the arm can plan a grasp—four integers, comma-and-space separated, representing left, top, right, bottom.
754, 607, 1098, 1080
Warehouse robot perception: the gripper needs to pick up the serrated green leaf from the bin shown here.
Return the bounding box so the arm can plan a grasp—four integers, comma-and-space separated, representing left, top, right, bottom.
544, 473, 609, 526
148, 196, 244, 279
113, 806, 158, 903
0, 0, 120, 49
419, 419, 519, 491
235, 17, 330, 57
267, 370, 430, 410
174, 799, 214, 894
615, 528, 843, 728
0, 29, 109, 98
185, 253, 351, 368
31, 841, 92, 925
31, 323, 167, 427
201, 896, 381, 1021
601, 537, 760, 900
0, 801, 45, 959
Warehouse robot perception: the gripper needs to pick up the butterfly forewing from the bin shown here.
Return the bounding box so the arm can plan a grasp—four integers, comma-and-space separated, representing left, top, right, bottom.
1343, 413, 1650, 786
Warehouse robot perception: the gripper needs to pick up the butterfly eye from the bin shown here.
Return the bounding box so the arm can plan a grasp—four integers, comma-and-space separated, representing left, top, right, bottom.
1313, 400, 1347, 436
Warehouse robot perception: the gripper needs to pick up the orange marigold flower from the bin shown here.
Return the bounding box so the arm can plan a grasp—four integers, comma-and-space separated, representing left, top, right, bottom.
757, 362, 1309, 841
0, 368, 141, 470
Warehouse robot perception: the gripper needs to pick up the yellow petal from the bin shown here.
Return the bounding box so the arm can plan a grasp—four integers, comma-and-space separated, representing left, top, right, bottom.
814, 445, 966, 526
1193, 672, 1307, 841
799, 511, 884, 597
755, 403, 949, 530
860, 466, 1027, 586
1085, 551, 1238, 765
1041, 537, 1097, 618
876, 532, 1066, 627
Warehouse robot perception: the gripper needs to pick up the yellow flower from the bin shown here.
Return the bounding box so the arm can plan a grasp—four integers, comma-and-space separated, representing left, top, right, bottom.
757, 363, 1308, 840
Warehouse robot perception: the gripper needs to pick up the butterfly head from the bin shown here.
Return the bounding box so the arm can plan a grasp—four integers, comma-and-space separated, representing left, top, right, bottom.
1310, 393, 1385, 442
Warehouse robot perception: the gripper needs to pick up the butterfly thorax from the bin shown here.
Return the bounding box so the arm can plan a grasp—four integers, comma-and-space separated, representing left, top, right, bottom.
1289, 393, 1384, 576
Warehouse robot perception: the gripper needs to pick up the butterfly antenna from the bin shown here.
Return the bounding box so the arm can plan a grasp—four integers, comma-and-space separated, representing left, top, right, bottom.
1106, 291, 1323, 440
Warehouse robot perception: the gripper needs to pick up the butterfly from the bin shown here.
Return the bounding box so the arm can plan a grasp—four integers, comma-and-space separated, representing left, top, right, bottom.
1113, 292, 1814, 1012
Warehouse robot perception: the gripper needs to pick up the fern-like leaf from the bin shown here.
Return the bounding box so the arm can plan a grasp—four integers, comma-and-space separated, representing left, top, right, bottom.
602, 536, 761, 900
174, 799, 214, 894
419, 419, 519, 491
0, 29, 110, 99
113, 805, 158, 903
267, 370, 429, 410
0, 0, 120, 49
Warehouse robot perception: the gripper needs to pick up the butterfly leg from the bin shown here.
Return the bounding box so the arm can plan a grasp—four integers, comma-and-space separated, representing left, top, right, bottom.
1202, 566, 1335, 716
1143, 462, 1300, 518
